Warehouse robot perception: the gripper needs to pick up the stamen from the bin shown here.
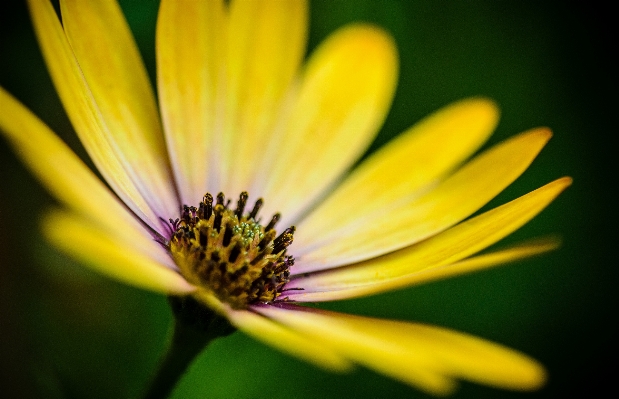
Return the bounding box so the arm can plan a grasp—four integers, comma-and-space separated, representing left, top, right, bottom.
213, 204, 224, 232
228, 243, 241, 263
234, 191, 248, 220
199, 226, 208, 247
273, 226, 295, 254
203, 193, 213, 220
223, 222, 233, 247
182, 205, 191, 223
248, 198, 263, 221
257, 229, 276, 251
265, 213, 280, 232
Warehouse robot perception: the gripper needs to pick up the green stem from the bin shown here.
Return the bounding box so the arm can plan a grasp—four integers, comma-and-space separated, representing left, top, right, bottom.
142, 296, 234, 399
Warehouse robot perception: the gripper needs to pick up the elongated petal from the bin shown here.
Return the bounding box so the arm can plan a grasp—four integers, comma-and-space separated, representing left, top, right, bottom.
60, 0, 178, 220
27, 0, 162, 229
254, 24, 398, 225
0, 88, 168, 261
219, 0, 308, 196
297, 98, 499, 250
392, 323, 546, 391
257, 305, 545, 393
43, 210, 194, 294
285, 238, 559, 302
225, 308, 352, 372
255, 304, 454, 395
288, 177, 571, 294
156, 0, 226, 205
296, 128, 551, 269
256, 306, 444, 394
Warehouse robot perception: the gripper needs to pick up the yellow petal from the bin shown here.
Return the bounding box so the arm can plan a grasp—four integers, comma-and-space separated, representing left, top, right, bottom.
156, 0, 226, 205
256, 304, 458, 395
258, 306, 545, 392
286, 238, 559, 302
0, 88, 166, 261
388, 323, 546, 391
289, 177, 571, 293
60, 0, 178, 220
27, 0, 163, 229
254, 24, 399, 225
225, 307, 352, 372
297, 98, 499, 249
220, 0, 308, 196
43, 210, 195, 295
296, 128, 552, 270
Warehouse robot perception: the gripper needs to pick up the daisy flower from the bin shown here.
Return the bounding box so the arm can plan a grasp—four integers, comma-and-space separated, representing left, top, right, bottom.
0, 0, 571, 396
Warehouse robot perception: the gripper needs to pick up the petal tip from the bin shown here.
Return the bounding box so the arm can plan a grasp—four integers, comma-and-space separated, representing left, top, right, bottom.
328, 23, 399, 71
458, 96, 501, 122
339, 22, 397, 46
556, 176, 574, 188
509, 359, 548, 392
525, 126, 553, 142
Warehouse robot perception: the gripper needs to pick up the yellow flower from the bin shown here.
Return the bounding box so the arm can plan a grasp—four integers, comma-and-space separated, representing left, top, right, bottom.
0, 0, 570, 395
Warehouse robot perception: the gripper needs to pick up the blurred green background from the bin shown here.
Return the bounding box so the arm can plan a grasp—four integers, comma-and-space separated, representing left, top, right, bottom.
0, 1, 614, 398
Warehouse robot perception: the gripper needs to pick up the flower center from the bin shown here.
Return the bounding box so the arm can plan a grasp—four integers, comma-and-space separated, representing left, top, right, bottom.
168, 192, 294, 310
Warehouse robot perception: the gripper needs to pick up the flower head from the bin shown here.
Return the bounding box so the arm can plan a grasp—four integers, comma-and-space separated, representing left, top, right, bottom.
0, 0, 571, 395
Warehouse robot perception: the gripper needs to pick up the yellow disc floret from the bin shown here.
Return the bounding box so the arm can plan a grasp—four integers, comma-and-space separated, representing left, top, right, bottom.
169, 192, 294, 310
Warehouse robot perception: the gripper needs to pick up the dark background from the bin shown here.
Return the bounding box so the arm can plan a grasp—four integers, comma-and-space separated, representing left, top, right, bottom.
1, 1, 615, 398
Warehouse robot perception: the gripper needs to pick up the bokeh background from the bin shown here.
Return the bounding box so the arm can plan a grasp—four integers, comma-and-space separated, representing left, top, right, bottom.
0, 1, 614, 398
